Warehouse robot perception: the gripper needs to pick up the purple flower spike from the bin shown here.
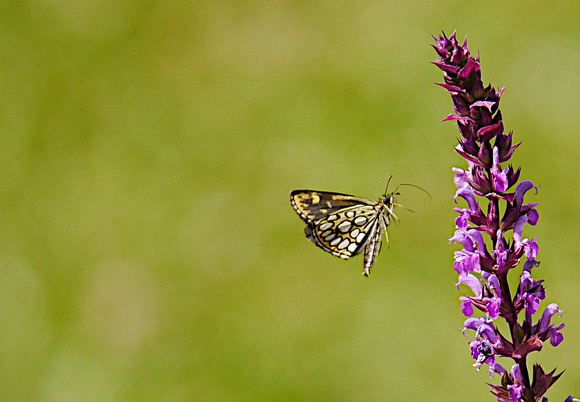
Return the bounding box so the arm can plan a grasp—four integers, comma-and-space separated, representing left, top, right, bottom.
434, 31, 566, 401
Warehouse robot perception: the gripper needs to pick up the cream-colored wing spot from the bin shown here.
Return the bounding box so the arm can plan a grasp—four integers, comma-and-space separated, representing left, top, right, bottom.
319, 222, 333, 231
354, 216, 368, 226
337, 220, 352, 233
305, 205, 379, 259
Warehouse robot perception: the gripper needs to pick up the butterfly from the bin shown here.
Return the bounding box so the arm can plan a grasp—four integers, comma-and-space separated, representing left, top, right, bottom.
290, 176, 424, 276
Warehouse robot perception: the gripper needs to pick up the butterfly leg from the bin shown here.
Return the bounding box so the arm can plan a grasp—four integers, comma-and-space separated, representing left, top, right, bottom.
385, 205, 401, 222
393, 203, 414, 213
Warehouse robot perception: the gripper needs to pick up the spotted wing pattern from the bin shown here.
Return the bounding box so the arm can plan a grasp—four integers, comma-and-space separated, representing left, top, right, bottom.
290, 190, 395, 276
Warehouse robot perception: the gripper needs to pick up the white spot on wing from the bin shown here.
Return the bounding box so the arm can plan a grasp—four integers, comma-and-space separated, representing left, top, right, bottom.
337, 221, 352, 232
319, 222, 333, 231
354, 216, 367, 226
330, 237, 341, 246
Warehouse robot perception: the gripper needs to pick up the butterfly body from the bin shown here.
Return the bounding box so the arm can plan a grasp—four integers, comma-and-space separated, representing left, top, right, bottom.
290, 189, 400, 276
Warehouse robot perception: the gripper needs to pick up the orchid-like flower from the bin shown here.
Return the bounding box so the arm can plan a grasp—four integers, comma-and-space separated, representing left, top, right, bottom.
433, 31, 572, 401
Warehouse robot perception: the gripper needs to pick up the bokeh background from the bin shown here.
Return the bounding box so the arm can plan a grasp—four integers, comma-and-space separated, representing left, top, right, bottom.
1, 1, 578, 400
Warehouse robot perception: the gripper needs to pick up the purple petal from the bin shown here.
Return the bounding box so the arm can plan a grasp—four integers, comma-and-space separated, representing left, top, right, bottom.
550, 324, 565, 346
453, 167, 469, 188
519, 270, 532, 287
489, 362, 506, 377
467, 229, 485, 254
508, 384, 523, 402
487, 274, 502, 299
493, 170, 509, 193
465, 321, 499, 344
485, 297, 501, 320
454, 209, 471, 230
539, 303, 562, 332
471, 100, 496, 113
513, 216, 528, 246
523, 238, 539, 260
527, 208, 539, 225
510, 364, 523, 384
454, 187, 479, 212
454, 250, 481, 276
449, 228, 469, 246
514, 181, 538, 206
491, 147, 508, 193
451, 228, 479, 251
460, 296, 474, 317
477, 323, 499, 343
458, 273, 483, 296
523, 259, 541, 271
463, 317, 487, 331
524, 293, 542, 316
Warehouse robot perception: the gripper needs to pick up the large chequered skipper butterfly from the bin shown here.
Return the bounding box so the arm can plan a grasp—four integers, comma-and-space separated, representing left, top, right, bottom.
290, 176, 427, 276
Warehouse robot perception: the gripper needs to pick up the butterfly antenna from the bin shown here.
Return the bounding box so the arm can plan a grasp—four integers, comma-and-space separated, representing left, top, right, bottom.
394, 183, 432, 199
383, 174, 394, 196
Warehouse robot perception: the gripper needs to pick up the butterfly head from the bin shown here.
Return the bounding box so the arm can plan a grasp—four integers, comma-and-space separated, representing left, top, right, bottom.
380, 192, 397, 207
379, 174, 398, 206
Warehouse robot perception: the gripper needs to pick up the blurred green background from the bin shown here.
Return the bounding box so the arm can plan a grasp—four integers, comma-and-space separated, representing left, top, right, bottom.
1, 1, 578, 400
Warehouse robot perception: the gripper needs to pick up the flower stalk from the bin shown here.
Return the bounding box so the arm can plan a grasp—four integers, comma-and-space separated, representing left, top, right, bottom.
432, 31, 569, 401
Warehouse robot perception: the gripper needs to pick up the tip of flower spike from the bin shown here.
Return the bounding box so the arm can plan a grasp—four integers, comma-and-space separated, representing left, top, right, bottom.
431, 30, 463, 59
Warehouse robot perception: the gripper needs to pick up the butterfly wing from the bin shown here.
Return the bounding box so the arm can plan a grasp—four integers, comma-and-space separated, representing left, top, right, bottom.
290, 191, 380, 261
290, 190, 374, 223
291, 188, 403, 276
362, 214, 389, 276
